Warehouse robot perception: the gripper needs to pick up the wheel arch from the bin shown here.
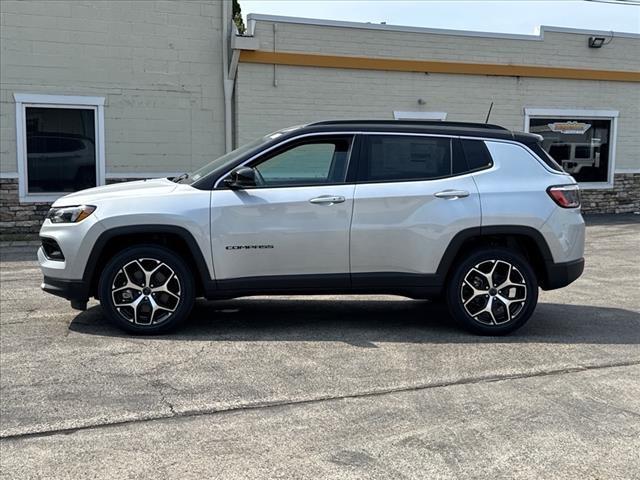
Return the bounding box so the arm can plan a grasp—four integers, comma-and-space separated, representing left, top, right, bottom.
83, 225, 214, 299
436, 226, 554, 289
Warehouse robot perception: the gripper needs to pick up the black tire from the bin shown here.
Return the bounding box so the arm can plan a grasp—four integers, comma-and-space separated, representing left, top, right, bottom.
446, 248, 538, 335
98, 245, 195, 334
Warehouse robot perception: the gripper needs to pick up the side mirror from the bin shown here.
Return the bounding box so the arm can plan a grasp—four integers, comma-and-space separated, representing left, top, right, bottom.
224, 166, 257, 189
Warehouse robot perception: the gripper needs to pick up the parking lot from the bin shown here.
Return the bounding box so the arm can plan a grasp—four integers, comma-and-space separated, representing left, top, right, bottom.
1, 216, 639, 479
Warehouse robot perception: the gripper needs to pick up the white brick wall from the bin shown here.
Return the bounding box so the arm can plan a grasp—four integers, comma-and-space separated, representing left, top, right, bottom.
236, 18, 640, 171
0, 0, 225, 175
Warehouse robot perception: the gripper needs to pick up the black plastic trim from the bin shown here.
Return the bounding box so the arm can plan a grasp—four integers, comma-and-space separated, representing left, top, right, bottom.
544, 257, 584, 290
217, 273, 349, 290
212, 272, 441, 300
40, 236, 65, 261
42, 276, 89, 303
82, 225, 216, 297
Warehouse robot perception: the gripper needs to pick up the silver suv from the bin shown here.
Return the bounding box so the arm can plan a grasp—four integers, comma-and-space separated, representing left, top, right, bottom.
38, 120, 585, 335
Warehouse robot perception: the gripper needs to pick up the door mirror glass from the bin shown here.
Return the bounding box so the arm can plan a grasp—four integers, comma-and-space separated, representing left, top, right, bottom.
224, 166, 257, 189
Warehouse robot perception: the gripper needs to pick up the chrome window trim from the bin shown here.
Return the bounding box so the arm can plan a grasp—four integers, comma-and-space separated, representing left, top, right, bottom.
213, 130, 567, 189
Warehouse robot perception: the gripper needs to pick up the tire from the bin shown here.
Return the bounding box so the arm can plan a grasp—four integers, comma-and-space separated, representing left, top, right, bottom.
446, 248, 538, 335
98, 245, 195, 334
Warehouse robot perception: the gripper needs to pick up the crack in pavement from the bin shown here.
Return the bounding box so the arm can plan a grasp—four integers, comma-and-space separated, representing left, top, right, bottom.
2, 358, 639, 442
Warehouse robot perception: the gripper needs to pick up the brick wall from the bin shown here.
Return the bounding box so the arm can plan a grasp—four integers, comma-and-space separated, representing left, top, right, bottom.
581, 173, 640, 214
0, 177, 142, 239
0, 178, 49, 236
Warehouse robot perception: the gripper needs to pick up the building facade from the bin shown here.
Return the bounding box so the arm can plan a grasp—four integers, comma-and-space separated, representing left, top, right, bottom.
1, 3, 639, 238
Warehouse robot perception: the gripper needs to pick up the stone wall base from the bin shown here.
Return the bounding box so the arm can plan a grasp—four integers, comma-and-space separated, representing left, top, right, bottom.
0, 178, 140, 239
2, 173, 639, 238
580, 173, 640, 214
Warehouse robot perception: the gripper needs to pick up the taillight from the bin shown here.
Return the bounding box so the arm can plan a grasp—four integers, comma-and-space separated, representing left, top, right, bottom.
547, 184, 580, 208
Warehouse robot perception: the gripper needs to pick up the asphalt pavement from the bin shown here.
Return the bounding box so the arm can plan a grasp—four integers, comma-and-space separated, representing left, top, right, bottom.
1, 216, 639, 479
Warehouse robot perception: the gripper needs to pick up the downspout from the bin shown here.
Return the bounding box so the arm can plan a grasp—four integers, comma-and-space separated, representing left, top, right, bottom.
223, 13, 259, 152
222, 0, 232, 152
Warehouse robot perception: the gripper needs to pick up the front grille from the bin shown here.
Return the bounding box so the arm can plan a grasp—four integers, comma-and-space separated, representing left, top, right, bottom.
41, 237, 65, 261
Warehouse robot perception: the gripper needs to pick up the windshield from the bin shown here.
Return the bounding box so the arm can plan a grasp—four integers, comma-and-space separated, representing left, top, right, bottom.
177, 125, 306, 185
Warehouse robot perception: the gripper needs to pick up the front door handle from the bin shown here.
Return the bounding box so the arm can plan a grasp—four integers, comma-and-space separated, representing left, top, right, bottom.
309, 195, 345, 205
434, 189, 470, 199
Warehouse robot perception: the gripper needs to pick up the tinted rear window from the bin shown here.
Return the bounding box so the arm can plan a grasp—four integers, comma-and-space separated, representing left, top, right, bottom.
460, 139, 493, 171
360, 135, 451, 182
529, 142, 565, 172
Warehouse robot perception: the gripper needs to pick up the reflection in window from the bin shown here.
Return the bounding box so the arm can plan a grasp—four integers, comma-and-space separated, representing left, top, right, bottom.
26, 107, 96, 193
529, 118, 611, 183
254, 138, 352, 186
364, 136, 451, 182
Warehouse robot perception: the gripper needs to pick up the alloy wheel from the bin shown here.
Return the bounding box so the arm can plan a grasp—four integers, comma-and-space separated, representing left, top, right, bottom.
460, 259, 527, 325
111, 258, 181, 325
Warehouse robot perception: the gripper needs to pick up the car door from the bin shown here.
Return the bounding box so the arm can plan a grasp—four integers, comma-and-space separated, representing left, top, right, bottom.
350, 134, 482, 287
210, 134, 356, 290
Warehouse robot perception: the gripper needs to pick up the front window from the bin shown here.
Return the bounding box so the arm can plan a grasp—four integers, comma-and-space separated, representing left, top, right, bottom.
525, 109, 618, 187
252, 136, 352, 187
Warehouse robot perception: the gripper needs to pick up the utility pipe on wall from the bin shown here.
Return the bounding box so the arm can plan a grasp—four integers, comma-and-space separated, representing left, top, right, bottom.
221, 0, 232, 153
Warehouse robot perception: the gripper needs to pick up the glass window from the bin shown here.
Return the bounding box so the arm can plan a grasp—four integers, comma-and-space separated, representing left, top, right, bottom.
25, 107, 96, 193
361, 135, 451, 182
529, 117, 612, 183
461, 139, 493, 171
253, 137, 352, 187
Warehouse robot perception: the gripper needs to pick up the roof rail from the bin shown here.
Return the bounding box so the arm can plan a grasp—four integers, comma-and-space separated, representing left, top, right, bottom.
309, 119, 509, 131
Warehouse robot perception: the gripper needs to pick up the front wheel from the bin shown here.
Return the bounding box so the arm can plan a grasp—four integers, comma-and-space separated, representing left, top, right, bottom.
446, 248, 538, 335
98, 245, 195, 334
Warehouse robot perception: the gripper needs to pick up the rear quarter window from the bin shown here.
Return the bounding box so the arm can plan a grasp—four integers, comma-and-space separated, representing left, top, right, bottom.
460, 140, 493, 172
529, 142, 565, 173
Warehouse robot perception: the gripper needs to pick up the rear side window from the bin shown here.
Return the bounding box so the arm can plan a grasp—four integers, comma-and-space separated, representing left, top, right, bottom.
461, 139, 493, 171
529, 142, 564, 172
359, 135, 451, 182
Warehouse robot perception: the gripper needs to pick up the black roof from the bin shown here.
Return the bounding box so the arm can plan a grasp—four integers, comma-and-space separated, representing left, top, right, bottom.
297, 119, 540, 144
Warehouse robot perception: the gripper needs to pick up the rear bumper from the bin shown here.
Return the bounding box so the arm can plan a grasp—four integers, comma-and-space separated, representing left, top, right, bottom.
41, 276, 89, 310
542, 257, 585, 290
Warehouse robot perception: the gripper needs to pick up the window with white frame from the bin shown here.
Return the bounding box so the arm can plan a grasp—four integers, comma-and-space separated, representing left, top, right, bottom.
524, 108, 618, 188
393, 111, 447, 121
14, 93, 105, 202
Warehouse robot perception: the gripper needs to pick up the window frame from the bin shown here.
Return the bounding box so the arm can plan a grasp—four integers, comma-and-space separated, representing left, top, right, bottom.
217, 134, 357, 190
14, 93, 106, 203
356, 133, 494, 184
523, 108, 619, 189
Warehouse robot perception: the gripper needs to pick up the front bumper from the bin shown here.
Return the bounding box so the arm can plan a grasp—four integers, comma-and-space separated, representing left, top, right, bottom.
41, 276, 89, 310
542, 257, 585, 290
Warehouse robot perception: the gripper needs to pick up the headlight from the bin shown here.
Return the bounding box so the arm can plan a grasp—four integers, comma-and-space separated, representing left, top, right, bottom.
46, 205, 96, 223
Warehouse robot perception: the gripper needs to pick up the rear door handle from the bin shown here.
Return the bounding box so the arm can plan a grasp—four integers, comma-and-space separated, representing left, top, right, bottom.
434, 189, 470, 199
309, 195, 345, 205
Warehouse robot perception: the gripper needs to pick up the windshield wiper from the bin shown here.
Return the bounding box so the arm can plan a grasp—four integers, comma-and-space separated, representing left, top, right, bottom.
172, 173, 189, 183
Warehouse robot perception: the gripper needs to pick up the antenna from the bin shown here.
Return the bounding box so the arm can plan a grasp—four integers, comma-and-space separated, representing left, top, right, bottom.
484, 102, 494, 124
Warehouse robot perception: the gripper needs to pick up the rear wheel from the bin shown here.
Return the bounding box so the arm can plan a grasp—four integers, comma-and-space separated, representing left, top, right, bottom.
98, 245, 195, 334
446, 248, 538, 335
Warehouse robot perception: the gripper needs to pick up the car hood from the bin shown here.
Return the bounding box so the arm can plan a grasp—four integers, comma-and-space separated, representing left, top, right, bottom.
52, 178, 179, 206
